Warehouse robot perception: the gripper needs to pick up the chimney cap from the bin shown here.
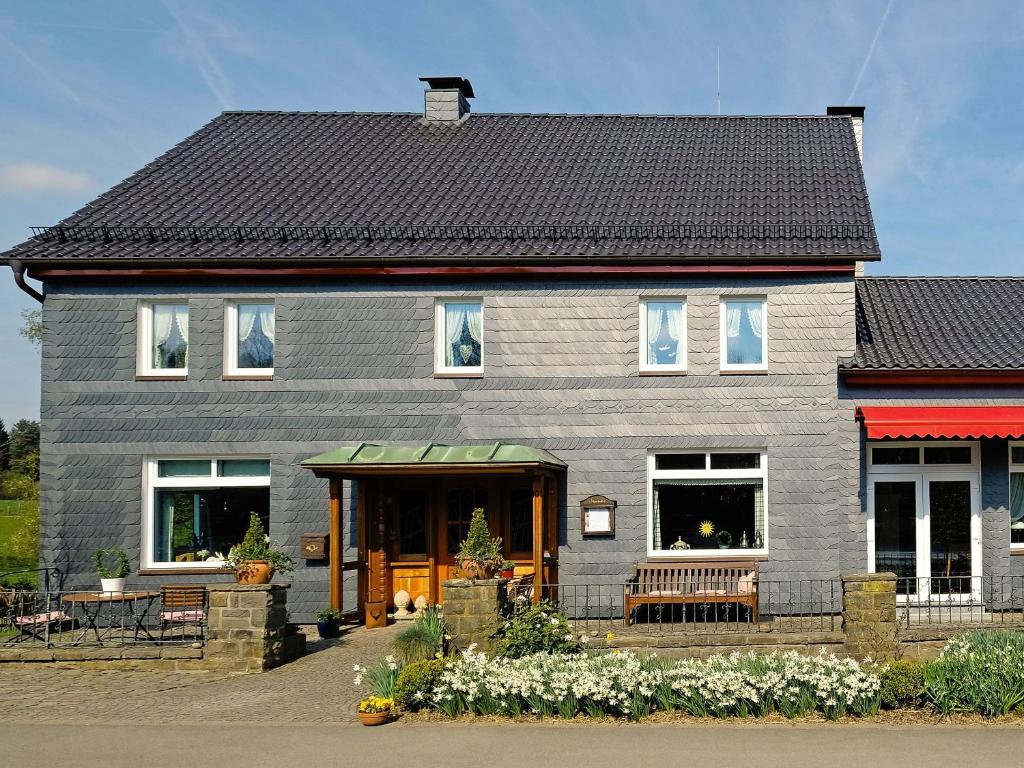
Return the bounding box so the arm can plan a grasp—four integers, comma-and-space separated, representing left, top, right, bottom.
419, 76, 475, 99
827, 105, 865, 118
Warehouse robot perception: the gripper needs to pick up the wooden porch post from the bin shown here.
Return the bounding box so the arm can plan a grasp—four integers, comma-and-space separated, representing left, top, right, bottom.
532, 473, 544, 604
329, 478, 342, 611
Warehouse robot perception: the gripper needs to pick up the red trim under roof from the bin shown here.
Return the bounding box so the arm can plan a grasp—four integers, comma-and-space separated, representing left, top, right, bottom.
856, 406, 1024, 440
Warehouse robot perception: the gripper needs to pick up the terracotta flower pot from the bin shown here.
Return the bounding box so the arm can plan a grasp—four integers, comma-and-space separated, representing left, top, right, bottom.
459, 560, 497, 580
358, 710, 392, 726
234, 560, 274, 585
500, 568, 515, 579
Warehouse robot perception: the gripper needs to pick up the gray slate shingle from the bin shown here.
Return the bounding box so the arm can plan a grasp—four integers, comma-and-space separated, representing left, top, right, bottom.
3, 111, 879, 264
844, 277, 1024, 370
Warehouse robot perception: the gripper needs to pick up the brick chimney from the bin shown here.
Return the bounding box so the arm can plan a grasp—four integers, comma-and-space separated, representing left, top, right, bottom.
827, 106, 865, 161
419, 76, 474, 124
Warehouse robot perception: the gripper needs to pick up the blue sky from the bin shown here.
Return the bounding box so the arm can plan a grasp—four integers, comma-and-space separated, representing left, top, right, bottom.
1, 0, 1023, 422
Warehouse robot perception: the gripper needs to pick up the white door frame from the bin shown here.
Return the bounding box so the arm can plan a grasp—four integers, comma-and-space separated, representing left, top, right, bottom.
866, 444, 982, 603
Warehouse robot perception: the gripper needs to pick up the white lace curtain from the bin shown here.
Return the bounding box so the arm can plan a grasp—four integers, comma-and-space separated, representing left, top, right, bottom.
151, 304, 188, 368
238, 304, 275, 345
646, 301, 685, 364
725, 302, 763, 339
444, 303, 482, 367
1011, 472, 1024, 524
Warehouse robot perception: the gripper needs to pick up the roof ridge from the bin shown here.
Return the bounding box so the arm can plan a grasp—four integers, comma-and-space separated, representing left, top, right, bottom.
219, 110, 852, 120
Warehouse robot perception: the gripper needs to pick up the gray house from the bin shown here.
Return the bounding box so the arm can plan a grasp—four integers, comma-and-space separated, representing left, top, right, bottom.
4, 78, 1023, 624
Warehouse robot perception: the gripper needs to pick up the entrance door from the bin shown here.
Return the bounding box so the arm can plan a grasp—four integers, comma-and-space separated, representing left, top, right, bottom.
868, 472, 981, 601
437, 483, 491, 599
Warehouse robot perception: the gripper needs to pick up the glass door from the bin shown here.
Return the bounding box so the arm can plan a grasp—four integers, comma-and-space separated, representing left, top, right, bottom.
869, 476, 922, 596
924, 475, 981, 601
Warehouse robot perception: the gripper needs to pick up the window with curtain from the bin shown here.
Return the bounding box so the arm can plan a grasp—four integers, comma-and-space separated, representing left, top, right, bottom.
721, 298, 766, 370
230, 302, 275, 373
1011, 444, 1024, 546
649, 451, 767, 554
437, 300, 483, 373
640, 299, 686, 370
146, 458, 271, 568
144, 303, 189, 373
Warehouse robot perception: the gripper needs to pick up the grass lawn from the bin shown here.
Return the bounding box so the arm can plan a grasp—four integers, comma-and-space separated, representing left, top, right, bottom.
0, 499, 40, 578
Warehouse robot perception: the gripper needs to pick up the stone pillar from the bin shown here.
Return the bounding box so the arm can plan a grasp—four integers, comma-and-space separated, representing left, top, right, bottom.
205, 584, 305, 672
441, 578, 507, 653
841, 573, 898, 661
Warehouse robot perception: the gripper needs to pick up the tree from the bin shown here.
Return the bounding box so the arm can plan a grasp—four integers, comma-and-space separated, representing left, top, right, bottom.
19, 309, 42, 348
9, 420, 40, 481
0, 417, 8, 471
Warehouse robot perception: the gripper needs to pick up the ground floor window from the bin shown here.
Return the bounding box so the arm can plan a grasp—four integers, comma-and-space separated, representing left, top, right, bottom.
145, 458, 271, 569
1011, 443, 1024, 548
649, 451, 767, 555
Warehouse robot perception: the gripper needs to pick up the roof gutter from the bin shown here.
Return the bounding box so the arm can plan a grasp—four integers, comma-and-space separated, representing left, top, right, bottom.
9, 259, 44, 303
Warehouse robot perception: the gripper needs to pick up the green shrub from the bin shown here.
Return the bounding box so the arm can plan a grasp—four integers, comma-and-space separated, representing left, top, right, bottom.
879, 660, 925, 709
394, 658, 447, 710
492, 599, 581, 658
924, 630, 1024, 716
0, 472, 38, 501
353, 656, 402, 699
393, 606, 447, 663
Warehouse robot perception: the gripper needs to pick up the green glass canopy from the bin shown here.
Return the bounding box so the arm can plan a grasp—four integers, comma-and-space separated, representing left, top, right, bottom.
301, 442, 566, 474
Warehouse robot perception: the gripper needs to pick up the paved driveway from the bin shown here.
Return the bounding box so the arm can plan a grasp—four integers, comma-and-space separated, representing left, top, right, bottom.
0, 624, 400, 724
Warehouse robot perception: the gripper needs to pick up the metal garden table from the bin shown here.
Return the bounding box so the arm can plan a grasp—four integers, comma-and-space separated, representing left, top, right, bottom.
62, 591, 160, 646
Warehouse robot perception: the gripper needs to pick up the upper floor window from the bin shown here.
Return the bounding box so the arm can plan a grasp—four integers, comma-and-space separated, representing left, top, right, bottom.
225, 302, 275, 378
720, 297, 767, 372
435, 300, 483, 375
138, 302, 189, 377
639, 299, 686, 373
1010, 443, 1024, 548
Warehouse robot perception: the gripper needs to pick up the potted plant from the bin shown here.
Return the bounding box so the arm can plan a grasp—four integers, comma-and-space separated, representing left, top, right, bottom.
92, 547, 130, 593
316, 607, 343, 639
499, 559, 516, 579
456, 507, 503, 579
224, 511, 294, 585
716, 530, 733, 550
357, 696, 394, 726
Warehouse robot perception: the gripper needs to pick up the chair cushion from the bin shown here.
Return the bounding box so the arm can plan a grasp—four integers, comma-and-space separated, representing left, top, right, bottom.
15, 611, 67, 626
691, 589, 727, 597
160, 610, 206, 622
646, 590, 684, 597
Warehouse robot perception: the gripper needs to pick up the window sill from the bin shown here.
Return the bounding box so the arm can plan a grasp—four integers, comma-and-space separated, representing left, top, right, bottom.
719, 369, 769, 376
639, 369, 688, 377
223, 373, 274, 381
434, 371, 484, 379
1011, 547, 1024, 556
646, 550, 768, 561
136, 373, 188, 381
139, 566, 234, 575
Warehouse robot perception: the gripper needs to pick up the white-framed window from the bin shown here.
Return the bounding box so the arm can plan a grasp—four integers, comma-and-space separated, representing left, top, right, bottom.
141, 457, 271, 570
435, 299, 483, 376
868, 441, 978, 472
137, 302, 189, 378
1010, 443, 1024, 549
720, 297, 767, 372
647, 450, 768, 557
639, 298, 686, 373
225, 301, 275, 378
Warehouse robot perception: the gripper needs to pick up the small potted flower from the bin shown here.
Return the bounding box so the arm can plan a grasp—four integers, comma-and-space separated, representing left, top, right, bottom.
316, 607, 343, 639
224, 511, 294, 585
358, 696, 394, 726
92, 547, 130, 593
499, 559, 516, 579
456, 507, 504, 580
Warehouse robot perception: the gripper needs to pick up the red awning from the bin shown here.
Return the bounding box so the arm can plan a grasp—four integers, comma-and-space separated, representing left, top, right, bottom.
856, 406, 1024, 440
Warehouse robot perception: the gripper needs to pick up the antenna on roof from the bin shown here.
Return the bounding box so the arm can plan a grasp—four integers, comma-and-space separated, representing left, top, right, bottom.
716, 46, 721, 115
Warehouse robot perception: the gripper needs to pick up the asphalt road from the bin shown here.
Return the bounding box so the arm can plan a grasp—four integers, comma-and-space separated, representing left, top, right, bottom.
4, 722, 1023, 768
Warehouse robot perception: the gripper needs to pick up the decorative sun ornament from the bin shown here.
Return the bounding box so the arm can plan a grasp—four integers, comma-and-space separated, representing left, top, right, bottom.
698, 520, 715, 538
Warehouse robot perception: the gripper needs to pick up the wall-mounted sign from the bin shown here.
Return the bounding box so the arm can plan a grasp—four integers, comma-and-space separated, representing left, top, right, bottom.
580, 494, 616, 537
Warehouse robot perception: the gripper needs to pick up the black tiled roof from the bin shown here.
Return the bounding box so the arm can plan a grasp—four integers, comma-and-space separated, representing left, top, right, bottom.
3, 111, 879, 265
844, 277, 1024, 370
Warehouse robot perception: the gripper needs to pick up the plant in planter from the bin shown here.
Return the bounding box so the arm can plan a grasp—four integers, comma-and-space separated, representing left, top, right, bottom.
499, 559, 516, 579
316, 607, 343, 639
716, 530, 733, 549
357, 696, 394, 725
92, 547, 130, 593
456, 507, 504, 579
224, 511, 294, 585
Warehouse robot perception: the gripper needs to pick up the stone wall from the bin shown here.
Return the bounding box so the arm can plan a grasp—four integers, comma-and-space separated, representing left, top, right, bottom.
441, 578, 508, 653
841, 572, 898, 661
205, 584, 305, 672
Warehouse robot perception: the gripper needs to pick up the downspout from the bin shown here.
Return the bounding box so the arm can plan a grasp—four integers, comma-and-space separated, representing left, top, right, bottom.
9, 259, 44, 303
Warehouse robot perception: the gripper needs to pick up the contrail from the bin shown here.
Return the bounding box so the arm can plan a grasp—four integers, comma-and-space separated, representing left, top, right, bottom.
163, 0, 234, 110
848, 0, 895, 102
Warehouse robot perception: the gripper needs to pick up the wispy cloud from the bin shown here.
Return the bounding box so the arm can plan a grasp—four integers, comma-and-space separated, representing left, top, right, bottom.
847, 0, 895, 102
163, 0, 235, 110
0, 162, 91, 194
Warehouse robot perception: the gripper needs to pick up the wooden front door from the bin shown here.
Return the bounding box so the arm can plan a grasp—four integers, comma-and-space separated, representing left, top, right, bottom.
437, 481, 493, 600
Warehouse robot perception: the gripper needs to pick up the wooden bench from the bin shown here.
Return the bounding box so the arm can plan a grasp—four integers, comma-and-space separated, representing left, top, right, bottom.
625, 560, 758, 625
